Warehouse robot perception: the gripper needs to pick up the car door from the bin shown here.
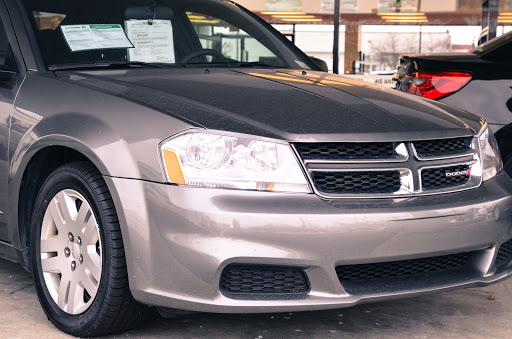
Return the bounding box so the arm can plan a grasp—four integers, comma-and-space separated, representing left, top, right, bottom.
0, 1, 25, 242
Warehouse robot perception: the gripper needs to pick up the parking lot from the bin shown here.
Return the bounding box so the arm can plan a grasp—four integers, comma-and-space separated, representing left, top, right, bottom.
1, 259, 511, 338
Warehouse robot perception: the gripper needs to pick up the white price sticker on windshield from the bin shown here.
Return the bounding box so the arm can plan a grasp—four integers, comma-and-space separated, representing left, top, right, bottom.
61, 24, 134, 52
125, 20, 175, 63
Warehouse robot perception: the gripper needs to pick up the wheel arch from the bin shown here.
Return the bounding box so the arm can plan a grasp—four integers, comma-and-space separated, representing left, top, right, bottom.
10, 138, 125, 270
493, 124, 512, 159
493, 124, 512, 178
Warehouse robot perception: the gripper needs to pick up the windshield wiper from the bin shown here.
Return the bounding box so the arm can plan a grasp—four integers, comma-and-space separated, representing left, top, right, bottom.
48, 61, 179, 71
184, 61, 278, 68
230, 61, 279, 68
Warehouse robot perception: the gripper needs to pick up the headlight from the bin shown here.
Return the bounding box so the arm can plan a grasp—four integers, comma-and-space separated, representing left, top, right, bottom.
478, 124, 503, 181
160, 130, 311, 193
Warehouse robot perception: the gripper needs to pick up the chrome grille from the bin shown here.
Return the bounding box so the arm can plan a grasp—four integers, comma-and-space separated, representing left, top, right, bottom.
294, 137, 481, 198
313, 171, 401, 194
413, 137, 472, 158
296, 142, 395, 160
422, 165, 471, 190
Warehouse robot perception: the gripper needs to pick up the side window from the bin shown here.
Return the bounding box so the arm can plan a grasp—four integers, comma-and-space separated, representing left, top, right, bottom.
0, 15, 16, 70
186, 12, 284, 66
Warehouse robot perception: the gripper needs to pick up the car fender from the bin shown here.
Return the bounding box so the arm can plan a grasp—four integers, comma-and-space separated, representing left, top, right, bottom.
6, 113, 139, 254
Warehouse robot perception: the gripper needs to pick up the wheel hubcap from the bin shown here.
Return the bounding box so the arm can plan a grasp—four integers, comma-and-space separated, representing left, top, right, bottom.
40, 189, 102, 315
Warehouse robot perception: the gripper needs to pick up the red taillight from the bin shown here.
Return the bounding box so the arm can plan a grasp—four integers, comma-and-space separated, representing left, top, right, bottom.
406, 71, 472, 100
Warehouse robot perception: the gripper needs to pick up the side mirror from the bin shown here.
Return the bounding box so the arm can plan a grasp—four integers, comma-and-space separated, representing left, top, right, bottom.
309, 57, 329, 72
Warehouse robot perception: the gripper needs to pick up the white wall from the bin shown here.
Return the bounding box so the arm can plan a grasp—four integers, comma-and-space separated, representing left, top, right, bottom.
420, 0, 458, 12
274, 24, 346, 72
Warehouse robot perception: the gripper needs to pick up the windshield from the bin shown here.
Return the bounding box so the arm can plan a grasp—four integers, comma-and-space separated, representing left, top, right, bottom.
20, 0, 313, 70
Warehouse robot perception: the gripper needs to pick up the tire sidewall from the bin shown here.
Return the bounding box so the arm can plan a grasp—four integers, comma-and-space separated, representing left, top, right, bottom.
504, 152, 512, 179
30, 168, 111, 333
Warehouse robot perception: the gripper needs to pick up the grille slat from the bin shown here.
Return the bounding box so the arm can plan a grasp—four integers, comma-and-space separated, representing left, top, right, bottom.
296, 142, 395, 160
422, 165, 470, 190
313, 171, 401, 194
220, 265, 310, 296
413, 137, 471, 158
495, 239, 512, 266
336, 252, 475, 282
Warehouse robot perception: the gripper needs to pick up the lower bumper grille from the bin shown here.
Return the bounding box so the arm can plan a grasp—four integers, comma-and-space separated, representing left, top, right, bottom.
220, 265, 310, 298
495, 239, 512, 266
336, 251, 475, 283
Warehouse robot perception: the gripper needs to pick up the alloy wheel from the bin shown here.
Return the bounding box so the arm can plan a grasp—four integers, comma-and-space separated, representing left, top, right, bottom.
40, 189, 102, 315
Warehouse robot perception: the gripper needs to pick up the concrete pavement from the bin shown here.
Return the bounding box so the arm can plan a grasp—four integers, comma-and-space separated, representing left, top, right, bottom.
1, 259, 512, 338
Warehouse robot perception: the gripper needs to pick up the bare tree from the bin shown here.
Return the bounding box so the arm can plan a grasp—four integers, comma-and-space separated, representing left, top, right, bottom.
366, 32, 451, 71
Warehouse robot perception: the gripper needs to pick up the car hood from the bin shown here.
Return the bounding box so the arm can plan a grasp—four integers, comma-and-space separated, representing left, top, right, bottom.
58, 68, 481, 142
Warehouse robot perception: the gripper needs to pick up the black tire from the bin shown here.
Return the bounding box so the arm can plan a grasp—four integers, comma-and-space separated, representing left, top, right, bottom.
30, 161, 146, 336
504, 152, 512, 179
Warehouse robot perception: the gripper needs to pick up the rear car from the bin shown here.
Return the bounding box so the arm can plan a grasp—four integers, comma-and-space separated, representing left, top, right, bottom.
0, 0, 511, 337
393, 31, 512, 172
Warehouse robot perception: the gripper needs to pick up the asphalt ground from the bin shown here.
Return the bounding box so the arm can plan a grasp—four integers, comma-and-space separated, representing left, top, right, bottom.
1, 259, 512, 338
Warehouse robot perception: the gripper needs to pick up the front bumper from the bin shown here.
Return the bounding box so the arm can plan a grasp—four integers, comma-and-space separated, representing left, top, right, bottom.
105, 171, 512, 313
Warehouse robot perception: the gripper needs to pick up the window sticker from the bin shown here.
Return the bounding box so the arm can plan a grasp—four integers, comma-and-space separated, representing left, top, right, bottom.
61, 24, 134, 52
125, 20, 175, 63
33, 12, 67, 31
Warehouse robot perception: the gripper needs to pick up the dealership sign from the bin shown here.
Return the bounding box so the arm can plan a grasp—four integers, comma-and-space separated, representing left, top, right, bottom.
378, 0, 419, 13
321, 0, 359, 14
343, 75, 396, 88
266, 0, 302, 12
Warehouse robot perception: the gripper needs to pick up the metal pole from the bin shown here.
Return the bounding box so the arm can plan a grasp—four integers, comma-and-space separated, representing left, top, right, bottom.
333, 0, 340, 74
419, 25, 422, 53
418, 0, 422, 53
489, 0, 499, 41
